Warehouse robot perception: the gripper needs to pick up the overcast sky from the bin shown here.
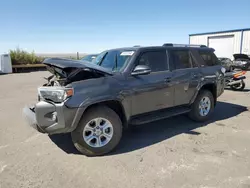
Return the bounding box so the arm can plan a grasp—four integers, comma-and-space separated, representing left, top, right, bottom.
1, 0, 250, 54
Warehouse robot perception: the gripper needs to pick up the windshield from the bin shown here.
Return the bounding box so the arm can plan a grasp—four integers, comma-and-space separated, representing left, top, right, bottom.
92, 50, 135, 72
81, 54, 98, 62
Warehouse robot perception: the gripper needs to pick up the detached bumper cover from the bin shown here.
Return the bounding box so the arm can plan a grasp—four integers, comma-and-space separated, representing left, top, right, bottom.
22, 106, 44, 133
23, 101, 78, 134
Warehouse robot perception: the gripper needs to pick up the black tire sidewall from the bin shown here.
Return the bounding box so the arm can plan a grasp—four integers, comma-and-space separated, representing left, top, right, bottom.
241, 81, 246, 90
71, 106, 122, 156
230, 80, 245, 91
189, 90, 214, 122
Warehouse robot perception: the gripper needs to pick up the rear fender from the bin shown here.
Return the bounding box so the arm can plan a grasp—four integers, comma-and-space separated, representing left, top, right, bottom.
190, 82, 217, 106
233, 76, 246, 80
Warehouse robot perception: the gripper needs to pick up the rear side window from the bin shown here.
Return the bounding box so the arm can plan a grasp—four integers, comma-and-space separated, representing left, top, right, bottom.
137, 51, 168, 72
170, 50, 194, 69
199, 50, 219, 66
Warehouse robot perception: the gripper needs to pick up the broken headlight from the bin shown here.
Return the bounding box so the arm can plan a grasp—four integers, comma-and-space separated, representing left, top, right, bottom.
38, 87, 74, 103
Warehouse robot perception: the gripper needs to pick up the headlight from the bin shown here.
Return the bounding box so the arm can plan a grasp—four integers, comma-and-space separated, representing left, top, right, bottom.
241, 61, 247, 65
38, 87, 74, 103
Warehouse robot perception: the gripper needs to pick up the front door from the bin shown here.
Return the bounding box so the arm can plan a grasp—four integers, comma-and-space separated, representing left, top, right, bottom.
130, 50, 175, 116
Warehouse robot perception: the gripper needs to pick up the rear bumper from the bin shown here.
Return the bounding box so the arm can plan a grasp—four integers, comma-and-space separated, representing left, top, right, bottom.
23, 101, 78, 135
217, 76, 225, 98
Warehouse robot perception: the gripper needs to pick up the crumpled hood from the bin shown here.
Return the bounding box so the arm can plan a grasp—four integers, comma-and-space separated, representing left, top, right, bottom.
43, 58, 113, 76
233, 54, 250, 60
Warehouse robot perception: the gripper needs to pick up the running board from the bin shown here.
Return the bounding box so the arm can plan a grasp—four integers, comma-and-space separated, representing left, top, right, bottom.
130, 107, 191, 125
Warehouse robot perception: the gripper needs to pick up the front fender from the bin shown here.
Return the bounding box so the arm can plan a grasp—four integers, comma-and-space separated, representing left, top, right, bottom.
64, 76, 131, 132
66, 95, 130, 132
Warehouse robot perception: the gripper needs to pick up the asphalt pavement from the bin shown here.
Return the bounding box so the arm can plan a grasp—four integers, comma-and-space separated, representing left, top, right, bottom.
0, 71, 250, 188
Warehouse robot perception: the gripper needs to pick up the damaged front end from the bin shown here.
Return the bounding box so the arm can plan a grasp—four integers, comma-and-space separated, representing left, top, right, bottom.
23, 100, 77, 134
23, 58, 112, 134
42, 57, 112, 87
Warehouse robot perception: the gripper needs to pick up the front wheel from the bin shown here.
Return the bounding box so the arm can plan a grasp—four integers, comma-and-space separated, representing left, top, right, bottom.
189, 90, 214, 122
71, 106, 122, 156
230, 80, 245, 91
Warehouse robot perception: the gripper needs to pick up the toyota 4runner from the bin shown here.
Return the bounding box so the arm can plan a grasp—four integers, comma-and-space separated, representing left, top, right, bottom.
23, 43, 225, 156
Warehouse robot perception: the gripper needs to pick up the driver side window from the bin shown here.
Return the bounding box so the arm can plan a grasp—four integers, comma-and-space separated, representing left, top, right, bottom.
137, 51, 168, 72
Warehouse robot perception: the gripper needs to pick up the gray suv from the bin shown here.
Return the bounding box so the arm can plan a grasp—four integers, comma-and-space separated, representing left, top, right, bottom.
23, 44, 225, 156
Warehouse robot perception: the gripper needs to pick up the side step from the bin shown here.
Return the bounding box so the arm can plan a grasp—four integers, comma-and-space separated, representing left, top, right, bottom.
130, 106, 191, 125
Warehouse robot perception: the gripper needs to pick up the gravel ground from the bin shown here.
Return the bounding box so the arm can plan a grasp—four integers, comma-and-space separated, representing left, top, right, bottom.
0, 71, 250, 188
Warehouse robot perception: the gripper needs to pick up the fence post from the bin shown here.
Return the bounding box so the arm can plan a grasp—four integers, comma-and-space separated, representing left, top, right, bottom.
77, 52, 79, 60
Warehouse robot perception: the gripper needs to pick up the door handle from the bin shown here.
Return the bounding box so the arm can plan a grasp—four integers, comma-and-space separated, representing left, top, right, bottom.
164, 77, 171, 83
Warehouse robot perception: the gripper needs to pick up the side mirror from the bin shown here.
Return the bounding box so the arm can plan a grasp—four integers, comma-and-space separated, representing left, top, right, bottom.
131, 65, 151, 76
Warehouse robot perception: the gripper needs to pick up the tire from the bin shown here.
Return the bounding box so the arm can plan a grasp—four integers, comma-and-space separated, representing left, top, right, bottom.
230, 80, 245, 91
71, 106, 123, 156
189, 90, 214, 122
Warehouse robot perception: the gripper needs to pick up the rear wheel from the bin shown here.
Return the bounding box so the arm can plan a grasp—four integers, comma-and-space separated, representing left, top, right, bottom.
71, 106, 122, 156
230, 80, 245, 91
189, 90, 214, 122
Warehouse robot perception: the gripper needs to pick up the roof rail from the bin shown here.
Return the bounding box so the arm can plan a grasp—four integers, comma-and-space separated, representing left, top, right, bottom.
162, 43, 207, 48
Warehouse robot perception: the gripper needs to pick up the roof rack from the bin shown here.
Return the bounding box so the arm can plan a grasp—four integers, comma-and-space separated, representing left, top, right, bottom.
162, 43, 207, 48
133, 45, 140, 47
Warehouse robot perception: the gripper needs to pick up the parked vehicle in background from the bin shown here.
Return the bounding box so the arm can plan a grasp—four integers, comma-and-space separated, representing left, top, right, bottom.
232, 54, 250, 70
23, 43, 225, 156
225, 70, 246, 91
81, 54, 98, 62
218, 57, 233, 72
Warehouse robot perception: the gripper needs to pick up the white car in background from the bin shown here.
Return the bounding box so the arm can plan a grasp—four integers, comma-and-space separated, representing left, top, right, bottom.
232, 53, 250, 70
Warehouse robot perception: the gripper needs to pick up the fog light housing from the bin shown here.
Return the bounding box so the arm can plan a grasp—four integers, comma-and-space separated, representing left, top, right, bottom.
51, 112, 57, 121
45, 112, 57, 121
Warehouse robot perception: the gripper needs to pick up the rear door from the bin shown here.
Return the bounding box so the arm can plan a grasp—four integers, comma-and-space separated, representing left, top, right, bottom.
168, 49, 200, 106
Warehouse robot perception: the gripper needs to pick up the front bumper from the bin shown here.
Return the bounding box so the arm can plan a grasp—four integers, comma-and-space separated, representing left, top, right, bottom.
23, 101, 78, 134
23, 106, 45, 133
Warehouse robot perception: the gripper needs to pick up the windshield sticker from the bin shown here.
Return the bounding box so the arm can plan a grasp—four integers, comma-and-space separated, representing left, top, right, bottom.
120, 51, 134, 56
